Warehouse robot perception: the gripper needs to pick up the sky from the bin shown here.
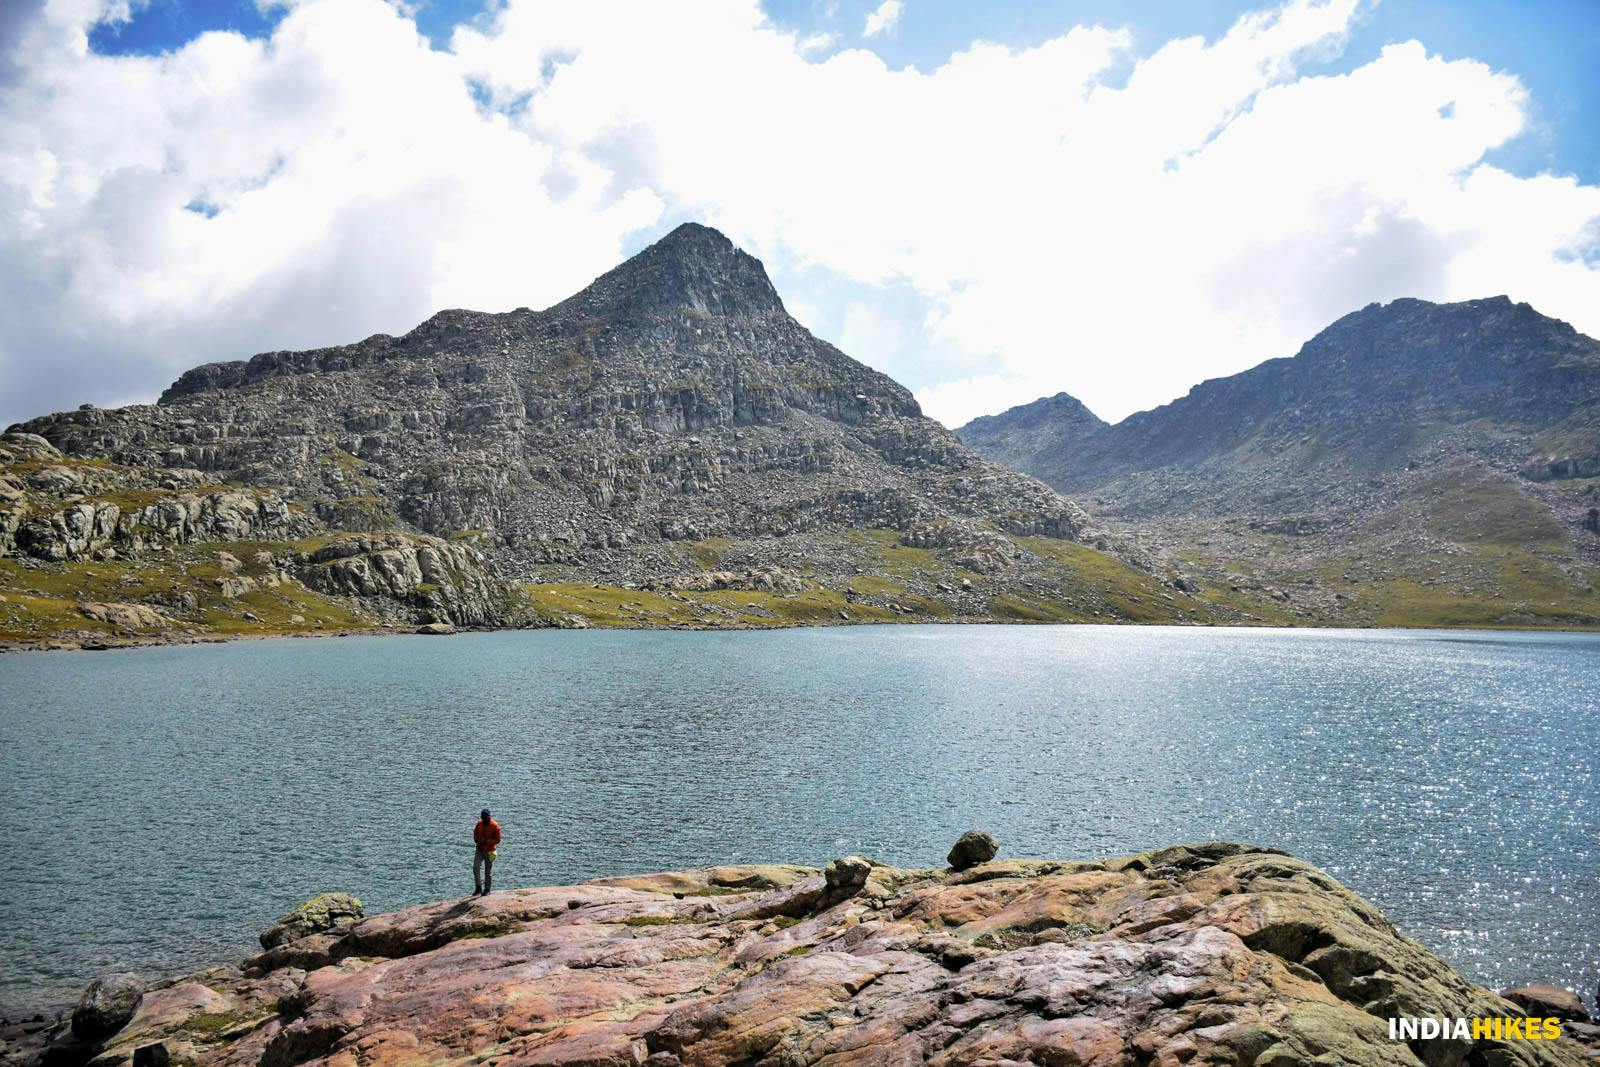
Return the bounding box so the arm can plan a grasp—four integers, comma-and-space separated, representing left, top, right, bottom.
1, 0, 1598, 430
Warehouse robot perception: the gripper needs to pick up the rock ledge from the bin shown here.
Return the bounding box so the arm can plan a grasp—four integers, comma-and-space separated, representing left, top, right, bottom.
18, 843, 1596, 1067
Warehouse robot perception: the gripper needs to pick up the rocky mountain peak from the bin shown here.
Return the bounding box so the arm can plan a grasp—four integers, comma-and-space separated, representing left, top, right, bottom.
551, 222, 786, 322
156, 224, 786, 404
11, 223, 1101, 611
963, 392, 1106, 435
956, 391, 1110, 479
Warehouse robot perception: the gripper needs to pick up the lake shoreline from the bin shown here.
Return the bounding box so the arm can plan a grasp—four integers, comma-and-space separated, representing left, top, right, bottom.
6, 613, 1600, 654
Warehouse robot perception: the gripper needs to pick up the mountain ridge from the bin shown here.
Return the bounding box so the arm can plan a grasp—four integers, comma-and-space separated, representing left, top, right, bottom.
957, 391, 1109, 479
8, 232, 1596, 644
3, 224, 1248, 646
160, 225, 793, 404
963, 295, 1600, 487
957, 295, 1600, 629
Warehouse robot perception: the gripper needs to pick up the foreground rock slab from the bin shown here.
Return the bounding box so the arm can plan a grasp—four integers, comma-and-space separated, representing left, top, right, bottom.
25, 844, 1595, 1067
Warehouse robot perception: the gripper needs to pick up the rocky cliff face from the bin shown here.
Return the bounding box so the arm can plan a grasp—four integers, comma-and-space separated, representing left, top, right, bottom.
4, 224, 1187, 643
0, 432, 306, 561
957, 298, 1600, 629
0, 428, 525, 642
15, 843, 1596, 1067
16, 224, 1086, 577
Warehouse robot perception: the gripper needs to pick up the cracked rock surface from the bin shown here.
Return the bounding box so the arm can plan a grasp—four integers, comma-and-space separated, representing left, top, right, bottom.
24, 845, 1593, 1067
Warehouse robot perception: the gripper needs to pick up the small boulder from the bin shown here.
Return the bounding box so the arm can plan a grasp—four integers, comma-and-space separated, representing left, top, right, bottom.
947, 830, 999, 870
70, 973, 145, 1040
133, 1042, 171, 1067
259, 892, 363, 950
823, 855, 872, 890
215, 551, 243, 574
214, 576, 255, 599
1501, 983, 1588, 1023
416, 622, 456, 635
76, 602, 169, 629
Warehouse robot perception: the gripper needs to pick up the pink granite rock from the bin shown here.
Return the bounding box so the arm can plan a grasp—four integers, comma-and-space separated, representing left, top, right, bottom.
47, 848, 1596, 1067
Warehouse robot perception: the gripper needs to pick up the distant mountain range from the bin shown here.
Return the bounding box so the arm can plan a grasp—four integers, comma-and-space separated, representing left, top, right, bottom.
959, 297, 1600, 629
1, 225, 1234, 646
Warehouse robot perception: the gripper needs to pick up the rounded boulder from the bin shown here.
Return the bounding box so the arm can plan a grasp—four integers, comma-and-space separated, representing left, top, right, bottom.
946, 830, 999, 870
71, 973, 145, 1040
823, 855, 872, 890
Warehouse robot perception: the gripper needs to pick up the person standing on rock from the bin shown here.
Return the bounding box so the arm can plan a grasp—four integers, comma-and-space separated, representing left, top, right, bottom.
472, 809, 501, 896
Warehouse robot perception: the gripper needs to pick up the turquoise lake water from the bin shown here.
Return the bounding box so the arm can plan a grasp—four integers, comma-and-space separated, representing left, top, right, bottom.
0, 625, 1596, 1017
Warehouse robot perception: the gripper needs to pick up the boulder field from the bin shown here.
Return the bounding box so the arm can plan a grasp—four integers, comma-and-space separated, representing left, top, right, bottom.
10, 843, 1597, 1067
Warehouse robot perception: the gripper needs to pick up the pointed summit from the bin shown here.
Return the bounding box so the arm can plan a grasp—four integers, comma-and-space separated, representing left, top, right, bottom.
555, 222, 786, 322
958, 392, 1110, 477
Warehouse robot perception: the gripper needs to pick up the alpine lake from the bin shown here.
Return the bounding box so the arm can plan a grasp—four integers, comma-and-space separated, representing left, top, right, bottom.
1, 624, 1595, 1017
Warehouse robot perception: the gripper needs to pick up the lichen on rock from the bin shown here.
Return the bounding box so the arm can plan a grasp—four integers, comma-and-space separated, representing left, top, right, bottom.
258, 892, 364, 950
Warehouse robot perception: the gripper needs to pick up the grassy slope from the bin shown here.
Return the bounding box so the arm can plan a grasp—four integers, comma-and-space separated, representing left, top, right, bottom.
522, 530, 1260, 629
0, 542, 375, 645
1173, 466, 1600, 631
6, 518, 1219, 640
1348, 470, 1597, 628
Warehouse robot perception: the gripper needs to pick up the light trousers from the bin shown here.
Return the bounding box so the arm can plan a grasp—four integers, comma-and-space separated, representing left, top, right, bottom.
474, 848, 495, 892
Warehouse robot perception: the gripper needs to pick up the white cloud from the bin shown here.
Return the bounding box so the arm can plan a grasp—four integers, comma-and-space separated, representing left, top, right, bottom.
2, 0, 1598, 431
0, 0, 660, 426
798, 31, 837, 53
862, 0, 902, 39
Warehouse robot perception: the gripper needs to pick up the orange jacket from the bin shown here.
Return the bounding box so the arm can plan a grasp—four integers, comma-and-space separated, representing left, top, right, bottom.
473, 818, 502, 851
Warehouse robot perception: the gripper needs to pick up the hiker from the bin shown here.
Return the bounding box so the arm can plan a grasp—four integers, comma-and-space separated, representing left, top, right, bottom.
473, 808, 501, 896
